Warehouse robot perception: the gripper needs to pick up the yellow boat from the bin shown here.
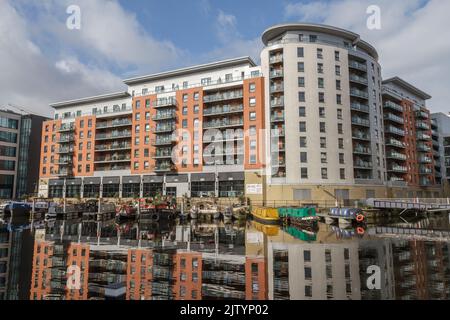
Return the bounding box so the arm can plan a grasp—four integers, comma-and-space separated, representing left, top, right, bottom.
251, 220, 280, 236
251, 207, 280, 225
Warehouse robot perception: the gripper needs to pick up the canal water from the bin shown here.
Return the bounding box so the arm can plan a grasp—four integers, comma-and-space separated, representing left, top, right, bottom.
1, 213, 449, 300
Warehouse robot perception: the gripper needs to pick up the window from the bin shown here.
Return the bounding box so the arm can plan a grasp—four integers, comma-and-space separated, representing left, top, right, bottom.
335, 50, 340, 61
155, 85, 164, 93
250, 154, 257, 164
339, 153, 345, 164
225, 73, 233, 82
201, 78, 212, 85
320, 122, 326, 133
317, 63, 323, 74
145, 124, 150, 132
300, 137, 307, 148
320, 137, 326, 148
249, 83, 256, 92
299, 122, 306, 132
304, 250, 311, 262
145, 99, 150, 108
298, 77, 305, 87
249, 97, 257, 106
135, 125, 140, 133
183, 94, 188, 102
317, 48, 323, 59
336, 94, 342, 105
194, 105, 199, 114
309, 35, 317, 43
182, 107, 188, 115
182, 119, 188, 128
183, 81, 188, 89
301, 168, 308, 179
335, 65, 341, 76
299, 92, 306, 102
319, 107, 325, 118
194, 92, 200, 101
300, 152, 307, 163
336, 80, 341, 90
338, 138, 344, 149
135, 100, 141, 109
319, 92, 325, 103
88, 119, 92, 127
321, 168, 328, 179
297, 47, 304, 57
298, 62, 305, 72
318, 78, 324, 88
299, 107, 306, 117
338, 123, 343, 134
321, 152, 327, 164
135, 113, 141, 121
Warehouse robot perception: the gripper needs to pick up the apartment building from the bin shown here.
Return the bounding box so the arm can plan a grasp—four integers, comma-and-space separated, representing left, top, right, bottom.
0, 109, 48, 199
38, 23, 442, 202
39, 57, 264, 199
431, 113, 450, 193
382, 77, 440, 198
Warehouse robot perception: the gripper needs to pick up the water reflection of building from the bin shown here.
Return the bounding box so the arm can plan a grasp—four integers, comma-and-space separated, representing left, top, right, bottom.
0, 220, 34, 300
358, 240, 395, 300
391, 240, 450, 300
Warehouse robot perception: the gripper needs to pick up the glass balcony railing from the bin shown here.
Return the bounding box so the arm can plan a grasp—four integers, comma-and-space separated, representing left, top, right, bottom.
384, 113, 404, 124
204, 118, 244, 129
350, 88, 369, 99
388, 165, 407, 172
271, 98, 284, 108
154, 97, 177, 108
270, 83, 284, 93
384, 101, 403, 112
386, 138, 405, 148
94, 155, 131, 163
353, 146, 372, 155
269, 55, 283, 64
417, 144, 431, 152
269, 70, 284, 78
416, 122, 430, 130
203, 104, 244, 116
354, 160, 373, 169
96, 119, 132, 129
203, 90, 243, 103
351, 103, 370, 113
352, 131, 370, 141
418, 157, 432, 164
386, 126, 405, 136
349, 60, 367, 71
349, 74, 368, 85
58, 124, 75, 132
351, 117, 370, 127
417, 133, 431, 141
153, 124, 176, 133
95, 143, 132, 151
153, 111, 177, 121
95, 131, 132, 140
271, 114, 285, 122
386, 152, 407, 161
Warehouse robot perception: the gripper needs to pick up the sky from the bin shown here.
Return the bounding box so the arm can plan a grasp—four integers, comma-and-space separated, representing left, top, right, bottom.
0, 0, 448, 117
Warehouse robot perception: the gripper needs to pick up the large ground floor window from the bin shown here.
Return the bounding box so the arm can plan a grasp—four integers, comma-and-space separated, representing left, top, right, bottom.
143, 183, 163, 197
103, 184, 119, 198
191, 181, 215, 198
84, 184, 100, 198
122, 183, 140, 198
49, 186, 63, 198
219, 180, 244, 198
66, 185, 81, 198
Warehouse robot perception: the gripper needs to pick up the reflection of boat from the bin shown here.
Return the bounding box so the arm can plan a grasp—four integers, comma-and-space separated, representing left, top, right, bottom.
251, 220, 279, 236
329, 208, 366, 224
190, 201, 221, 220
115, 204, 137, 221
251, 207, 280, 224
279, 207, 320, 226
331, 225, 366, 239
0, 202, 31, 216
285, 226, 317, 242
231, 205, 249, 220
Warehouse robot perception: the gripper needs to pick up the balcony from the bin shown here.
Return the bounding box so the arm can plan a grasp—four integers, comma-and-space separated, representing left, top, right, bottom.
153, 111, 177, 121
94, 155, 131, 164
271, 114, 285, 123
153, 124, 176, 134
351, 117, 370, 127
203, 118, 244, 129
272, 129, 285, 137
270, 83, 284, 93
352, 132, 371, 141
417, 144, 431, 152
154, 163, 175, 173
349, 74, 368, 85
154, 97, 177, 108
386, 138, 405, 149
353, 146, 372, 155
269, 70, 284, 79
384, 113, 404, 124
417, 133, 431, 141
349, 60, 367, 71
350, 88, 369, 99
203, 104, 244, 116
384, 101, 403, 113
152, 137, 175, 146
95, 131, 132, 140
388, 165, 408, 173
418, 157, 432, 164
385, 126, 405, 136
416, 111, 429, 119
57, 136, 75, 143
354, 160, 373, 169
96, 164, 130, 172
386, 151, 407, 161
152, 149, 172, 159
270, 98, 284, 108
58, 123, 75, 132
351, 103, 370, 113
203, 90, 243, 103
94, 106, 133, 117
419, 166, 433, 174
416, 122, 430, 130
431, 119, 438, 128
95, 143, 132, 152
56, 158, 72, 166
269, 55, 283, 64
57, 147, 74, 154
96, 119, 132, 129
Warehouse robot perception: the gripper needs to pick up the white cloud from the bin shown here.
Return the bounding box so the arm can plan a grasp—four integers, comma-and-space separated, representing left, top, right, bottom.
284, 0, 450, 113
